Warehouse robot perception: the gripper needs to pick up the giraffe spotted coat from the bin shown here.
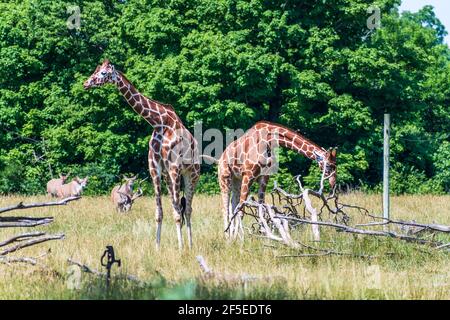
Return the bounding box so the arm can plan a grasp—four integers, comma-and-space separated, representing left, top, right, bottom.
84, 60, 200, 249
218, 121, 337, 239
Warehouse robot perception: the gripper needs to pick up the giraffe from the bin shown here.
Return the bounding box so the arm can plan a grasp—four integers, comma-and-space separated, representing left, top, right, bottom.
83, 59, 200, 249
218, 121, 337, 239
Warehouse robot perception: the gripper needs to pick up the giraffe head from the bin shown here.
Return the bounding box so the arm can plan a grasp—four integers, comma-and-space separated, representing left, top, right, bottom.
316, 148, 337, 189
83, 59, 118, 89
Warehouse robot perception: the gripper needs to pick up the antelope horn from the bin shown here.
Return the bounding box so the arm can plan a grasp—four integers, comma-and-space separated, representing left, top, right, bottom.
131, 188, 143, 202
138, 176, 149, 185
135, 176, 148, 188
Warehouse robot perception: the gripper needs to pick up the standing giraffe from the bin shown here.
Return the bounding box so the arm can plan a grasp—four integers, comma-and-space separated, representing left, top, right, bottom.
83, 59, 200, 249
218, 121, 337, 239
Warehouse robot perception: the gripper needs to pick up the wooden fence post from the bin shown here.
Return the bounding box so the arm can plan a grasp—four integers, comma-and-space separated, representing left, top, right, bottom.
383, 113, 390, 222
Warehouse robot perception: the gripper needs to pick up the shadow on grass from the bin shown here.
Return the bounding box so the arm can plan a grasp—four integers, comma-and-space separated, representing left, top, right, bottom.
73, 273, 292, 300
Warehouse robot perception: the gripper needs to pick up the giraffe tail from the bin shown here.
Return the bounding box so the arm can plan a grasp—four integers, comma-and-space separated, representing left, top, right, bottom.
180, 196, 186, 227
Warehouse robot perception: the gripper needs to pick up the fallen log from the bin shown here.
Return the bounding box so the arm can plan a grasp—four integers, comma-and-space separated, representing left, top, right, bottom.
0, 232, 46, 247
0, 217, 54, 228
0, 234, 65, 256
0, 197, 79, 270
277, 251, 376, 259
0, 196, 81, 214
357, 216, 450, 233
0, 256, 38, 266
196, 255, 284, 283
238, 175, 450, 258
67, 258, 143, 284
274, 215, 442, 246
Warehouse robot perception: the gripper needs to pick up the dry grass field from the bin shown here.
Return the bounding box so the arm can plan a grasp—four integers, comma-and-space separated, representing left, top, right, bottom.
1, 193, 449, 299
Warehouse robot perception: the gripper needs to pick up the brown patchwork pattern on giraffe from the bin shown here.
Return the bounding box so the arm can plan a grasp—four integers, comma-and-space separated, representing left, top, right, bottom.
218, 121, 337, 239
84, 59, 200, 250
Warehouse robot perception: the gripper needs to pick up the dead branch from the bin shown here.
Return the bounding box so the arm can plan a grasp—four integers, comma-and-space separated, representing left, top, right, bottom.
0, 231, 46, 247
0, 196, 81, 214
275, 215, 441, 246
238, 199, 298, 247
0, 256, 38, 265
0, 234, 65, 256
359, 216, 450, 233
67, 258, 104, 277
0, 249, 60, 277
277, 251, 376, 259
301, 189, 320, 241
196, 255, 283, 283
274, 177, 351, 225
355, 221, 389, 227
272, 181, 303, 200
0, 196, 78, 271
196, 255, 213, 276
237, 174, 450, 259
434, 243, 450, 250
67, 258, 143, 284
0, 217, 54, 228
276, 238, 378, 259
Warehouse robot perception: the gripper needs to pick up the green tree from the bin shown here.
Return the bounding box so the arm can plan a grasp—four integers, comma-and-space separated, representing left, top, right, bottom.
0, 0, 448, 195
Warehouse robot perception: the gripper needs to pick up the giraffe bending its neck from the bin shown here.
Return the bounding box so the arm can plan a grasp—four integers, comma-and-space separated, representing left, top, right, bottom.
218, 121, 337, 239
84, 59, 200, 250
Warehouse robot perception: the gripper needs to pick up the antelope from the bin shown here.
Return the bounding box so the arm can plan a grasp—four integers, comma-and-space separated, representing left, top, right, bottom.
111, 175, 144, 213
47, 174, 68, 197
57, 176, 88, 198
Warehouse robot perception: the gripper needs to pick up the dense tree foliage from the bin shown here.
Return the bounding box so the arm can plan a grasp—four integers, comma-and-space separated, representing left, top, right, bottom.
0, 0, 448, 195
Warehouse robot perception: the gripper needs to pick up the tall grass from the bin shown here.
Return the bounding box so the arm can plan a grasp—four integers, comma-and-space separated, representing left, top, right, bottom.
0, 193, 449, 299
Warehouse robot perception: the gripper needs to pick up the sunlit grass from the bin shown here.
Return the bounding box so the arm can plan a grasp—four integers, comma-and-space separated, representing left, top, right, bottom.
0, 193, 449, 299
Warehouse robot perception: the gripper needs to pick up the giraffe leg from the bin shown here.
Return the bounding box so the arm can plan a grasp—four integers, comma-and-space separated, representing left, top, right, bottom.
232, 173, 255, 240
230, 178, 242, 239
167, 168, 183, 250
257, 175, 269, 204
219, 165, 232, 239
183, 170, 199, 249
149, 161, 163, 250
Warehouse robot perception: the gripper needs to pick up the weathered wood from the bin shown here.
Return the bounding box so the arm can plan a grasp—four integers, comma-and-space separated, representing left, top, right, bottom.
276, 240, 377, 259
0, 217, 54, 228
383, 113, 391, 221
67, 258, 103, 276
380, 217, 450, 233
0, 234, 65, 256
0, 232, 45, 247
0, 256, 37, 265
196, 255, 213, 275
302, 190, 320, 241
0, 196, 81, 214
196, 255, 283, 283
275, 215, 441, 246
277, 251, 375, 259
67, 258, 143, 284
239, 175, 450, 259
0, 196, 78, 269
435, 243, 450, 250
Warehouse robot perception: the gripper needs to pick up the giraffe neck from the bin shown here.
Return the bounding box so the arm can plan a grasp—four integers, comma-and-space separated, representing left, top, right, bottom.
113, 71, 177, 128
262, 122, 325, 162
